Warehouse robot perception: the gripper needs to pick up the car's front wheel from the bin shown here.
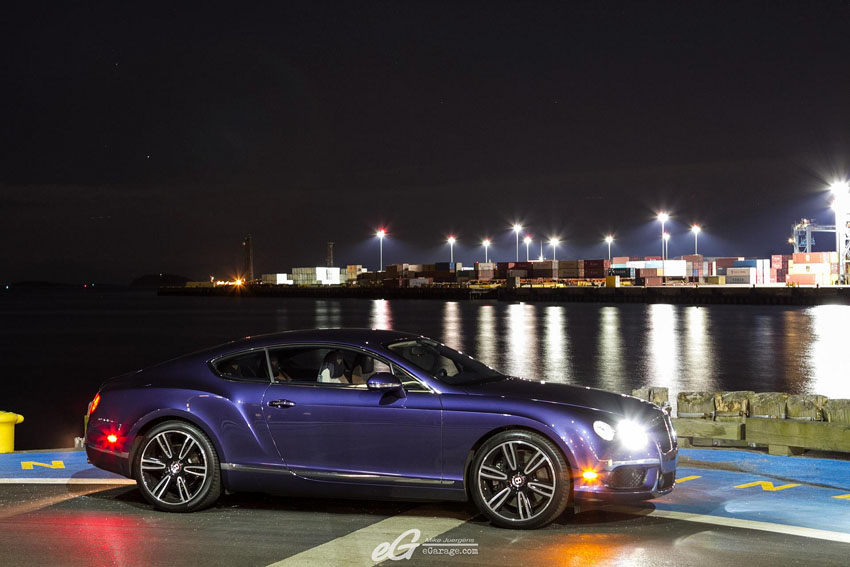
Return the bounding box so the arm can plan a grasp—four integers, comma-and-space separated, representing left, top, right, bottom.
134, 420, 222, 512
470, 430, 571, 529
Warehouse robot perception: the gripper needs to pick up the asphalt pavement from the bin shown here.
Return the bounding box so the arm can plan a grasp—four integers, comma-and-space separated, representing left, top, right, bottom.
1, 448, 848, 566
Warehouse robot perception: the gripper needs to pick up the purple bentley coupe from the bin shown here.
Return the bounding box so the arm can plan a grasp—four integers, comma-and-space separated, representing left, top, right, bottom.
85, 329, 677, 529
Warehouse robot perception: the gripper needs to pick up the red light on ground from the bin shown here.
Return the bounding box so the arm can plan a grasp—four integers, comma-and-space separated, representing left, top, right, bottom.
89, 393, 100, 415
106, 434, 118, 444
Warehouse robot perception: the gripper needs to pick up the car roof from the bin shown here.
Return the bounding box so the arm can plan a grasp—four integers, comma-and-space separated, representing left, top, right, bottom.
209, 328, 425, 356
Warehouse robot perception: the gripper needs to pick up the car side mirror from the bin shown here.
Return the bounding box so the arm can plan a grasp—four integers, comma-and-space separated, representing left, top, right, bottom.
367, 372, 404, 395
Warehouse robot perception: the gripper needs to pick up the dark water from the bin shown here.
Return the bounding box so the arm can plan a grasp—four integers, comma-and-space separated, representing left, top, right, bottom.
2, 290, 848, 450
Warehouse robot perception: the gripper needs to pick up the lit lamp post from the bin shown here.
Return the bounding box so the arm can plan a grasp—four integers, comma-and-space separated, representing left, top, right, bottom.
549, 237, 560, 261
691, 225, 701, 254
376, 228, 386, 272
482, 238, 491, 263
513, 224, 522, 262
604, 235, 613, 261
523, 235, 532, 262
447, 235, 456, 264
662, 232, 670, 284
657, 212, 669, 259
831, 180, 850, 283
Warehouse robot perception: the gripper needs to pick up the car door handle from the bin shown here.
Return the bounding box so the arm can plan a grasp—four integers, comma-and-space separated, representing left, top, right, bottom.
268, 399, 296, 409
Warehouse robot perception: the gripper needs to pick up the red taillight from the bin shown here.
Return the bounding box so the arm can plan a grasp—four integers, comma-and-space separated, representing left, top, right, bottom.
106, 434, 118, 444
89, 393, 101, 416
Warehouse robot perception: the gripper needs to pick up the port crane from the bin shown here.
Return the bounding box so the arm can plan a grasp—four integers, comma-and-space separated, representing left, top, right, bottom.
790, 215, 850, 283
789, 219, 835, 253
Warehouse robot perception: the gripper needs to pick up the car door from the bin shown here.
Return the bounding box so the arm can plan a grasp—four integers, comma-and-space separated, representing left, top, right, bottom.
261, 345, 443, 484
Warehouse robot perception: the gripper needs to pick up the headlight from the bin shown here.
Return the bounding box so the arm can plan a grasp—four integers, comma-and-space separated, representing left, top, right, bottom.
616, 420, 648, 450
593, 420, 616, 441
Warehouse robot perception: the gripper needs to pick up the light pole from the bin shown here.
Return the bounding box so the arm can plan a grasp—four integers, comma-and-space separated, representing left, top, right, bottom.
523, 235, 532, 262
549, 237, 560, 261
376, 229, 386, 272
447, 235, 456, 264
691, 225, 701, 255
513, 224, 522, 262
831, 180, 850, 283
605, 235, 613, 261
482, 238, 491, 263
657, 212, 669, 260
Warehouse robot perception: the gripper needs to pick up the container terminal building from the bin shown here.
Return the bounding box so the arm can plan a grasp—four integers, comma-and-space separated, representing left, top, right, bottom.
185, 251, 843, 290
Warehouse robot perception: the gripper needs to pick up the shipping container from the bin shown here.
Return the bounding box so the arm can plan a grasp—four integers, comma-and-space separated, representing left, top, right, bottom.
793, 252, 837, 264
786, 273, 830, 286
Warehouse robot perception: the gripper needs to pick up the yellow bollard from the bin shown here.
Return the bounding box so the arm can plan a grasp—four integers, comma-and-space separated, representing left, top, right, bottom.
0, 412, 24, 453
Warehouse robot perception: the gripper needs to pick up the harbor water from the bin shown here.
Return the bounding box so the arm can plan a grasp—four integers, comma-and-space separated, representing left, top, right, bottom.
2, 289, 848, 450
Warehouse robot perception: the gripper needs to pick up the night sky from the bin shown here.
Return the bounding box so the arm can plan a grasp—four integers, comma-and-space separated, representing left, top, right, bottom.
3, 1, 849, 283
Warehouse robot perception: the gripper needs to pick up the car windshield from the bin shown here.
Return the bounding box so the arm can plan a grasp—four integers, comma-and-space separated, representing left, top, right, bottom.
386, 339, 505, 385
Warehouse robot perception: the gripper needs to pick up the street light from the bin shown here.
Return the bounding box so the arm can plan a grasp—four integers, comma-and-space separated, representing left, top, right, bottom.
513, 224, 522, 262
447, 235, 456, 264
604, 235, 614, 261
549, 237, 560, 261
830, 180, 850, 282
691, 225, 701, 255
523, 235, 532, 262
657, 212, 669, 260
482, 238, 491, 263
376, 229, 386, 272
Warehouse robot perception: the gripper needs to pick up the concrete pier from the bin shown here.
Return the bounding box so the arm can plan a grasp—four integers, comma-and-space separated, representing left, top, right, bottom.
159, 284, 850, 306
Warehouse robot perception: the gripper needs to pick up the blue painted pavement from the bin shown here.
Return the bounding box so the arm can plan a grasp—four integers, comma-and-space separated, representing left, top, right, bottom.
645, 448, 850, 535
0, 450, 127, 481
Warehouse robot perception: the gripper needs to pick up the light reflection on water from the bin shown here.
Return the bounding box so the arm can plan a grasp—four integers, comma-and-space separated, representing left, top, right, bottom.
597, 306, 623, 393
544, 306, 571, 384
356, 300, 850, 402
505, 303, 537, 378
6, 291, 850, 450
370, 299, 392, 330
807, 305, 850, 398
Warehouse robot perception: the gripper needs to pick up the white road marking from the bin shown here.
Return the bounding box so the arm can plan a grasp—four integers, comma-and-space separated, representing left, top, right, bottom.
266, 505, 472, 567
0, 478, 136, 485
602, 505, 850, 544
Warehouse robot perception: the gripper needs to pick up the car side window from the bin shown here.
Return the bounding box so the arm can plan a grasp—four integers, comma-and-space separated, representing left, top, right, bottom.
268, 347, 331, 384
215, 351, 270, 381
267, 346, 429, 391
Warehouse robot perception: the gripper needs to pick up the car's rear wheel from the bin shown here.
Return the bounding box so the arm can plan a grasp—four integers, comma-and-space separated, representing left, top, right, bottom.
470, 430, 571, 529
134, 420, 221, 512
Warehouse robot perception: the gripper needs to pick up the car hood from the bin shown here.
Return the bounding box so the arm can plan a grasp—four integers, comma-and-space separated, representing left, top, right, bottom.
460, 377, 659, 420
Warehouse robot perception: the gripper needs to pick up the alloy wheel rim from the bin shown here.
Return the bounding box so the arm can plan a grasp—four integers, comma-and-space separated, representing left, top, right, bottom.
140, 430, 208, 505
477, 440, 556, 522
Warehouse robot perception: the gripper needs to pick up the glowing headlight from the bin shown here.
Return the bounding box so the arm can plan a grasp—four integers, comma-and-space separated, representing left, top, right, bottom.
593, 420, 616, 441
616, 420, 648, 449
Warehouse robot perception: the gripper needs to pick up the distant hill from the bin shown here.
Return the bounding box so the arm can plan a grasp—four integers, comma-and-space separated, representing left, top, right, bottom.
130, 274, 192, 288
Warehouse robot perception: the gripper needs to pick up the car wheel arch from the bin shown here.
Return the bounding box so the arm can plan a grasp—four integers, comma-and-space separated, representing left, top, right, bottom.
462, 424, 576, 501
129, 411, 226, 477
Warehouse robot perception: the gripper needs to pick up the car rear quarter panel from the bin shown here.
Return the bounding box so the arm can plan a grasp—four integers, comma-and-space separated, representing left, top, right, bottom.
88, 366, 279, 479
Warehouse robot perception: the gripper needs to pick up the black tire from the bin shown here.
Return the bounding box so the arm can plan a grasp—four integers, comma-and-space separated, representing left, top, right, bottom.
134, 420, 222, 512
470, 430, 571, 529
